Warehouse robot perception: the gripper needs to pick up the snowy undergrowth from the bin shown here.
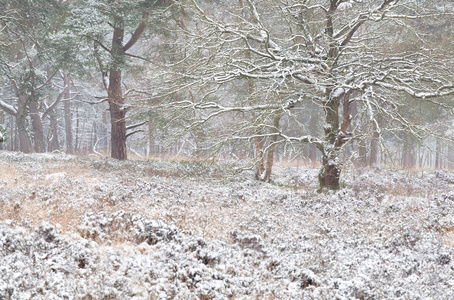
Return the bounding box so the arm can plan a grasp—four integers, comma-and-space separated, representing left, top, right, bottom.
1, 152, 454, 299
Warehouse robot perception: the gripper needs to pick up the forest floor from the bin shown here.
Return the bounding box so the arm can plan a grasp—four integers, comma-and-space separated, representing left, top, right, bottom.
1, 151, 454, 299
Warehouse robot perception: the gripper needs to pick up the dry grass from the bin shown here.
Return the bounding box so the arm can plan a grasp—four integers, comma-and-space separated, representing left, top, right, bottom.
0, 163, 19, 184
0, 158, 107, 234
0, 152, 451, 249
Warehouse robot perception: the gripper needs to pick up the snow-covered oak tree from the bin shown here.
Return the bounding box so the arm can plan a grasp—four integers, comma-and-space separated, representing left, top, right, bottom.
148, 0, 454, 189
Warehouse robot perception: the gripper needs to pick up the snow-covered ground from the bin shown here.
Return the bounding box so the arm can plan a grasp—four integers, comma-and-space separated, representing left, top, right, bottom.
1, 151, 454, 299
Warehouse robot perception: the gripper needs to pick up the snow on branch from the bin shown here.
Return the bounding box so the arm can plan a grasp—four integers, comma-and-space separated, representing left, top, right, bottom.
374, 81, 454, 100
0, 100, 17, 117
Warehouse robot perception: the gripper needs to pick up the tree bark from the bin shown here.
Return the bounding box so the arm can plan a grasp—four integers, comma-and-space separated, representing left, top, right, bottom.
435, 137, 441, 169
308, 110, 318, 164
11, 116, 17, 151
262, 113, 282, 183
147, 120, 154, 157
90, 121, 98, 153
63, 73, 73, 154
402, 133, 415, 168
75, 108, 79, 153
318, 93, 342, 189
17, 94, 32, 153
46, 68, 60, 152
254, 134, 265, 180
254, 113, 282, 182
358, 139, 367, 167
47, 107, 60, 152
318, 90, 353, 189
104, 13, 148, 160
369, 127, 379, 167
319, 154, 341, 189
108, 68, 128, 160
107, 24, 127, 160
29, 97, 45, 153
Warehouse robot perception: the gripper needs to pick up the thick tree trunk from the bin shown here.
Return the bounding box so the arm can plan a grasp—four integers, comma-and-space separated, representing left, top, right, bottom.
107, 24, 128, 160
17, 119, 32, 153
319, 93, 342, 190
108, 69, 127, 160
319, 153, 341, 189
17, 94, 32, 153
319, 156, 342, 189
98, 13, 147, 160
29, 99, 45, 153
318, 89, 354, 190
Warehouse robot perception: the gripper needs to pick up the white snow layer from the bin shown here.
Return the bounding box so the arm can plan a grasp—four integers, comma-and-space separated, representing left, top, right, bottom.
0, 152, 454, 299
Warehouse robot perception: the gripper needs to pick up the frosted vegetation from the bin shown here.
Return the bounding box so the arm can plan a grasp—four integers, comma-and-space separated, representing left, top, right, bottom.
1, 152, 454, 299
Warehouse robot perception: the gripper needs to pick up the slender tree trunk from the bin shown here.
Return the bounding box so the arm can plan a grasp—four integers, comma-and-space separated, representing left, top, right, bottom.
63, 73, 73, 154
47, 108, 60, 152
0, 112, 3, 149
46, 68, 60, 152
308, 111, 318, 164
80, 113, 87, 154
90, 121, 97, 153
9, 116, 13, 151
254, 134, 265, 180
148, 121, 154, 157
369, 119, 380, 166
11, 116, 17, 151
435, 137, 441, 169
402, 133, 415, 168
75, 108, 79, 153
0, 114, 3, 148
262, 113, 282, 183
358, 139, 367, 166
